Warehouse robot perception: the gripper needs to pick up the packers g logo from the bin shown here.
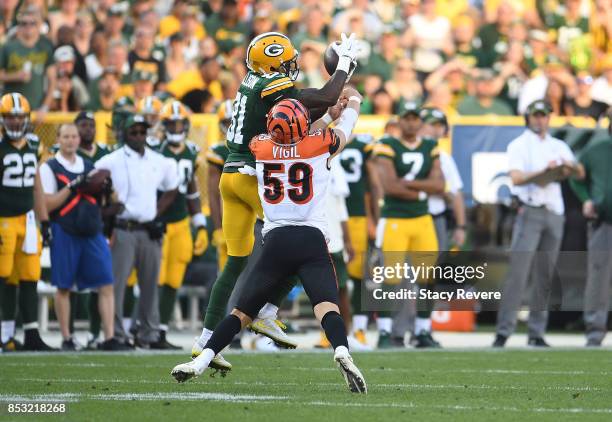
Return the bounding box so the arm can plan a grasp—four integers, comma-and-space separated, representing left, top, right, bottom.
264, 44, 284, 57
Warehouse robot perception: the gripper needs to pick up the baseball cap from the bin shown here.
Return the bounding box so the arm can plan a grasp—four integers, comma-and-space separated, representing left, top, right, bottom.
421, 107, 447, 125
399, 101, 421, 118
74, 111, 95, 123
54, 45, 75, 63
526, 100, 552, 115
124, 113, 150, 129
108, 2, 128, 17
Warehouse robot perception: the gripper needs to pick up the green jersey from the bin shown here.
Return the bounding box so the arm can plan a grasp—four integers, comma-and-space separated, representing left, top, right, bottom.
78, 143, 110, 163
0, 36, 54, 109
159, 140, 200, 223
206, 142, 229, 170
224, 71, 298, 172
0, 135, 40, 216
339, 135, 375, 217
571, 138, 612, 224
375, 136, 439, 219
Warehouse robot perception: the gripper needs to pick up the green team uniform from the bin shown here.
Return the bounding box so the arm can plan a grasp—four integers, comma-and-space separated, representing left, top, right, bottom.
224, 71, 298, 172
339, 135, 375, 217
375, 136, 439, 219
159, 140, 200, 223
78, 144, 110, 163
0, 136, 40, 216
572, 138, 612, 224
206, 142, 229, 169
0, 36, 54, 109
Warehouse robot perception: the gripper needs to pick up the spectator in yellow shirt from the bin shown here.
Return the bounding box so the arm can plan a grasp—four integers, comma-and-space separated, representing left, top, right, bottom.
166, 56, 223, 101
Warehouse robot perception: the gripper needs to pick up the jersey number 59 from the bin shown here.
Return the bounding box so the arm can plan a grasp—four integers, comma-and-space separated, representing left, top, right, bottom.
263, 162, 313, 205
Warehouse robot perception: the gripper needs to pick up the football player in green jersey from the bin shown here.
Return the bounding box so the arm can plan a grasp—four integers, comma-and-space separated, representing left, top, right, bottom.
192, 31, 360, 368
71, 110, 116, 350
151, 100, 209, 349
0, 92, 54, 352
339, 134, 382, 348
374, 102, 445, 349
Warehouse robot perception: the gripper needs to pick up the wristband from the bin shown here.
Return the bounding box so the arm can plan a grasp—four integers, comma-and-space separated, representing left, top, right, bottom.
418, 191, 427, 201
185, 191, 201, 200
191, 212, 206, 228
321, 113, 333, 126
336, 55, 353, 74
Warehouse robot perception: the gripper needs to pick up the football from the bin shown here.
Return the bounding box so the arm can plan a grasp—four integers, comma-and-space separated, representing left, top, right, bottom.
323, 42, 356, 76
81, 168, 111, 195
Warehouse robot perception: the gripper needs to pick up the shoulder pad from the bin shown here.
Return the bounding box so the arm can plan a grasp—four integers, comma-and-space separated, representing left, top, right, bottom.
185, 140, 201, 155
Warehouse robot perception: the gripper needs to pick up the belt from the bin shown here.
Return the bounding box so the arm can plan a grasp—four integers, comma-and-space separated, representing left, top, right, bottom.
115, 219, 149, 231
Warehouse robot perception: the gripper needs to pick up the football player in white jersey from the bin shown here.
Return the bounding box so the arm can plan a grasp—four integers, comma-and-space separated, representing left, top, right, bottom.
171, 90, 367, 393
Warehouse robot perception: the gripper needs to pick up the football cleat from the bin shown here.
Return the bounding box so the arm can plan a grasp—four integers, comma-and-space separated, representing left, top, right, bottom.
191, 338, 232, 374
348, 334, 372, 351
23, 330, 56, 351
248, 318, 297, 349
251, 335, 279, 351
413, 330, 441, 349
1, 337, 23, 352
377, 331, 393, 349
171, 361, 204, 383
334, 347, 367, 394
314, 331, 331, 349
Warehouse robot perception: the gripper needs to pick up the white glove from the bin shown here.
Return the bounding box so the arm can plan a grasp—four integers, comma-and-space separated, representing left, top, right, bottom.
334, 33, 359, 75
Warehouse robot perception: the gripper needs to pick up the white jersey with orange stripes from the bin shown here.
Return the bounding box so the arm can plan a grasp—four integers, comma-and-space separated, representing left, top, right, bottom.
250, 128, 341, 239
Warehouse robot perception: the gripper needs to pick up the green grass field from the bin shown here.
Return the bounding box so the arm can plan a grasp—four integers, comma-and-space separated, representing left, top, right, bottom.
1, 349, 612, 421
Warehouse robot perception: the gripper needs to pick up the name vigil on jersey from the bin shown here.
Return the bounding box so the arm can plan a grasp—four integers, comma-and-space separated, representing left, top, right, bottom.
272, 145, 301, 159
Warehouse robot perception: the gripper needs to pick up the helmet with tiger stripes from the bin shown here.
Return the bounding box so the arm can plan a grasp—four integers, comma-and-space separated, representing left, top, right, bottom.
0, 93, 31, 141
266, 99, 310, 145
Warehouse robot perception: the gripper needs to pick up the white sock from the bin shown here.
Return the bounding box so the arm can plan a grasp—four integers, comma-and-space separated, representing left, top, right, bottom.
1, 320, 15, 343
193, 348, 215, 372
159, 324, 168, 332
352, 315, 368, 332
199, 328, 213, 345
122, 318, 131, 334
377, 317, 392, 333
257, 303, 278, 320
335, 345, 349, 357
415, 317, 432, 334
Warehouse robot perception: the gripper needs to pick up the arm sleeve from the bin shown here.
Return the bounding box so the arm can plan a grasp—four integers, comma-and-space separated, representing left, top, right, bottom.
559, 141, 576, 162
160, 158, 179, 191
570, 152, 590, 203
39, 163, 58, 194
506, 142, 526, 172
442, 153, 464, 193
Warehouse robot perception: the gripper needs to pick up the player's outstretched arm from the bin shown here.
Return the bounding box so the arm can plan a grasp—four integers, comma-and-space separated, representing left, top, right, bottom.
329, 87, 362, 159
297, 33, 359, 117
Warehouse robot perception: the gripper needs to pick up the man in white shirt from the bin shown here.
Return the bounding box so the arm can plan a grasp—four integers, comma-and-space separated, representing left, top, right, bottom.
494, 100, 584, 347
95, 114, 178, 348
39, 124, 125, 351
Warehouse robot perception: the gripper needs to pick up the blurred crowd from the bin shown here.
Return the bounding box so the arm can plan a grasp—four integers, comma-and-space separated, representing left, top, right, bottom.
0, 0, 611, 120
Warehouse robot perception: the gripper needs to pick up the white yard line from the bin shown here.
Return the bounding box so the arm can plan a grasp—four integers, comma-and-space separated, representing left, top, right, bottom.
0, 392, 286, 403
17, 378, 608, 392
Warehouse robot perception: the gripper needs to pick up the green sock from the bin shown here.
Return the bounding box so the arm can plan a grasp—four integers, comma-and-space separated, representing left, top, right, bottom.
18, 282, 38, 324
269, 275, 299, 307
203, 256, 248, 330
89, 292, 101, 338
351, 278, 363, 314
417, 286, 433, 319
0, 277, 17, 321
124, 286, 135, 318
159, 285, 177, 326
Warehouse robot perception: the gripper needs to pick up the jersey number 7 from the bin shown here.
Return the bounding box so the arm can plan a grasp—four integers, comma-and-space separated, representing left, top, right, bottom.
263, 162, 313, 205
